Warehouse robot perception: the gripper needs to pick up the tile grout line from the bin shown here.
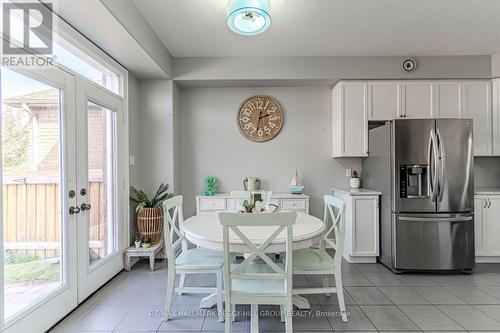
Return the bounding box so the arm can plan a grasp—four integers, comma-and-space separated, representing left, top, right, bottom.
471, 303, 500, 326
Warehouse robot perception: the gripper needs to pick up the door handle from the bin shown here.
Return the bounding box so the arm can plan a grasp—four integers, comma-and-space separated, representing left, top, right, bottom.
399, 216, 473, 222
488, 198, 491, 208
428, 129, 439, 202
80, 203, 91, 211
69, 206, 81, 215
436, 129, 446, 203
484, 198, 488, 208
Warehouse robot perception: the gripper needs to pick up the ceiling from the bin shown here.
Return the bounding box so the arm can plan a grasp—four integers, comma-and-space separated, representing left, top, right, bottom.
132, 0, 500, 58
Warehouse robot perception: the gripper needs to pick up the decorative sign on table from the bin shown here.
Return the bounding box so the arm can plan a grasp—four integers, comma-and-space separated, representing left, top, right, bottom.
237, 95, 284, 142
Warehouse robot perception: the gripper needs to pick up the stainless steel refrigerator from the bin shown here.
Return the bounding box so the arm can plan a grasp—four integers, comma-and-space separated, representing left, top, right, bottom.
363, 119, 475, 272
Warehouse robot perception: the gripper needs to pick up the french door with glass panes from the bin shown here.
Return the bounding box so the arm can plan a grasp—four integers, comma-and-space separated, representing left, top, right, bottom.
1, 67, 77, 333
75, 80, 123, 302
1, 69, 123, 332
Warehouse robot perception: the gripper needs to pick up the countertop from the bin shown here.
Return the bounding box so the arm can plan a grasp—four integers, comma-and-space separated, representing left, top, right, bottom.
475, 187, 500, 195
332, 187, 382, 196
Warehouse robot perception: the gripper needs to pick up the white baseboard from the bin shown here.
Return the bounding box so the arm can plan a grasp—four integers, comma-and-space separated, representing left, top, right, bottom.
343, 255, 377, 263
475, 256, 500, 263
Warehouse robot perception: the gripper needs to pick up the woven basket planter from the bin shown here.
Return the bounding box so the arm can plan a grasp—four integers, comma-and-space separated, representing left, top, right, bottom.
137, 208, 164, 244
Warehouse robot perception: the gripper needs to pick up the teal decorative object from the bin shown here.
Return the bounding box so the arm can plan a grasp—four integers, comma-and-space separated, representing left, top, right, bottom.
202, 176, 218, 196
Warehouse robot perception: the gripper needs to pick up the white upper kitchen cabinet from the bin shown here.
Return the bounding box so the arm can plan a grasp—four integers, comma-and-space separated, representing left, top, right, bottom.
332, 81, 368, 157
402, 82, 434, 118
435, 82, 462, 118
368, 81, 402, 120
461, 81, 492, 156
493, 79, 500, 155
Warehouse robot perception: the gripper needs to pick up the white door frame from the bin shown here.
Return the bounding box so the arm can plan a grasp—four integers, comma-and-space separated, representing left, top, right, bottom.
1, 67, 78, 333
75, 80, 125, 302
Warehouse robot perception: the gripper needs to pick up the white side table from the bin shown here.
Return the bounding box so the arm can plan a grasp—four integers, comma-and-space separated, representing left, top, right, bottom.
125, 241, 164, 271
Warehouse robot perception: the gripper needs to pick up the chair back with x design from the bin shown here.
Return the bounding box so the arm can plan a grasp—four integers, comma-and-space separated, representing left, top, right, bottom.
219, 212, 296, 293
319, 195, 346, 267
162, 195, 187, 263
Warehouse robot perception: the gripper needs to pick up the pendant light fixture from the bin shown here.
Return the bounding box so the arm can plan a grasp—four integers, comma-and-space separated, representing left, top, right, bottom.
227, 0, 272, 36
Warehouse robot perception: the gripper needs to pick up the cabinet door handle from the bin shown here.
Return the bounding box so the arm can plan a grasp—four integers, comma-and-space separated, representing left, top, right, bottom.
488, 198, 491, 208
484, 198, 488, 208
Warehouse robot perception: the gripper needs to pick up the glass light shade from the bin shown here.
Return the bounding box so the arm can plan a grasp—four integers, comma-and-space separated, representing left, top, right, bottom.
227, 0, 271, 36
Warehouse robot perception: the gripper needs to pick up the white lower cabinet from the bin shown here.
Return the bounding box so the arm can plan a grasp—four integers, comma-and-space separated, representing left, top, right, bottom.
334, 188, 380, 263
474, 194, 500, 261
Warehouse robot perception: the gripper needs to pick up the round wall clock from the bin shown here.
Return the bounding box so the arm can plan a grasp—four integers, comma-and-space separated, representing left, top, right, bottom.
237, 95, 284, 142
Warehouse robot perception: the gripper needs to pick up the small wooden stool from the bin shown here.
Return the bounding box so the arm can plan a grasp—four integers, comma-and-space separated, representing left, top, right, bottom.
125, 241, 164, 271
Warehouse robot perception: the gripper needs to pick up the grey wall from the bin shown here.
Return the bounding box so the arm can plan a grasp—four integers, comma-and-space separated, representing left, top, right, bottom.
128, 74, 139, 242
133, 79, 177, 194
493, 54, 500, 78
174, 56, 492, 85
180, 86, 362, 218
475, 157, 500, 188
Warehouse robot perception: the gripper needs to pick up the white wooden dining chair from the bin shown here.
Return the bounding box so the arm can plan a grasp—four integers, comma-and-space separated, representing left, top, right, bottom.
292, 195, 348, 322
219, 212, 297, 333
163, 195, 224, 322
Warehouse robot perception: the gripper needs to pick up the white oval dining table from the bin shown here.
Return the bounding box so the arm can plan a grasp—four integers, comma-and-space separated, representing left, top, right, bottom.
181, 212, 325, 332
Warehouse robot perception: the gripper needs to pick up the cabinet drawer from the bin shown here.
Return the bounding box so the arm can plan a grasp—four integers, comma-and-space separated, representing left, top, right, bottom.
270, 199, 280, 207
199, 198, 226, 211
281, 199, 306, 211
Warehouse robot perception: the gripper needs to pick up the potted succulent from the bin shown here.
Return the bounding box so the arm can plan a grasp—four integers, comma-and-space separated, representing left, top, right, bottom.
141, 237, 151, 249
134, 232, 142, 248
130, 183, 172, 244
350, 170, 361, 189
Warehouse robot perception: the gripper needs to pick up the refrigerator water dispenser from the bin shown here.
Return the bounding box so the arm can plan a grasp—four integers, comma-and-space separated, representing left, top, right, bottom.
400, 164, 429, 198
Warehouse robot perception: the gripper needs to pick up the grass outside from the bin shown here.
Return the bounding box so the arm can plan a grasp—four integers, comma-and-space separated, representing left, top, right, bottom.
4, 251, 60, 284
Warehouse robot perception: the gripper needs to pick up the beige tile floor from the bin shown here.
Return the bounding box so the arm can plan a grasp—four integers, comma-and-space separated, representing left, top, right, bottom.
49, 259, 500, 332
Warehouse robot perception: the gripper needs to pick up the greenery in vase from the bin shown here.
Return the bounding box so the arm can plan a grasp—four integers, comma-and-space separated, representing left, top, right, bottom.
129, 183, 172, 212
202, 176, 218, 196
241, 199, 255, 213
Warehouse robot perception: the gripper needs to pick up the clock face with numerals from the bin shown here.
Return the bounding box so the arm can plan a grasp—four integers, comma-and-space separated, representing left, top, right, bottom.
237, 95, 284, 142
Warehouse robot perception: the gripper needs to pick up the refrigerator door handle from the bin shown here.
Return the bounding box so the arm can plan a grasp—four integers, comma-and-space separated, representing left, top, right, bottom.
436, 129, 446, 202
428, 129, 439, 202
399, 216, 473, 222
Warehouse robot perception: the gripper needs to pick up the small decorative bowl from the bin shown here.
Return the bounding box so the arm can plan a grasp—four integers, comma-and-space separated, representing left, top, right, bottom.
290, 185, 304, 194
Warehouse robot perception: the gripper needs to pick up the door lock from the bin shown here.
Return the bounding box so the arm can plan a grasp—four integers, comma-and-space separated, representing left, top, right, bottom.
69, 206, 81, 215
80, 203, 91, 211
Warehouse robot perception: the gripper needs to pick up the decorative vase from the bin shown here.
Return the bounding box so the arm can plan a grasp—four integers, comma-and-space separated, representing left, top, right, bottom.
137, 208, 163, 244
134, 240, 141, 248
350, 177, 360, 189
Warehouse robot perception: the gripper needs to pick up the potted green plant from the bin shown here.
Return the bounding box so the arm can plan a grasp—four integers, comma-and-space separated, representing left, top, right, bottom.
130, 183, 172, 244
